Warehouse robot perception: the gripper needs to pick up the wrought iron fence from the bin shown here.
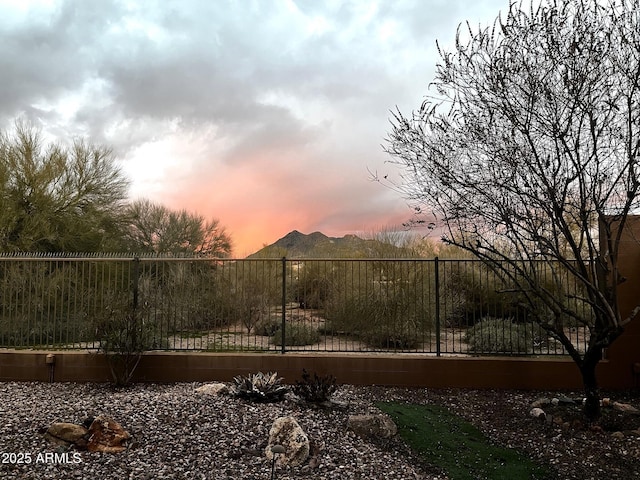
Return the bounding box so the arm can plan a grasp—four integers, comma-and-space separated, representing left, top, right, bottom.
0, 255, 590, 355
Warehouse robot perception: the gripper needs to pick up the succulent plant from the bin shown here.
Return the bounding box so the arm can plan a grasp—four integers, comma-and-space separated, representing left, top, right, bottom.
232, 371, 288, 402
293, 369, 337, 403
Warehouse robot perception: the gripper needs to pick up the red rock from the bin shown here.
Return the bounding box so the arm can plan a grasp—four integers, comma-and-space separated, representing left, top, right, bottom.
87, 416, 131, 453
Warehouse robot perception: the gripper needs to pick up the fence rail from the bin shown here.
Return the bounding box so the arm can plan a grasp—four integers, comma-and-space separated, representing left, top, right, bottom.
0, 256, 590, 355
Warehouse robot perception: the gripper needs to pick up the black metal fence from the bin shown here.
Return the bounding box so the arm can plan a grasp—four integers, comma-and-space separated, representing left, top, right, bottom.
0, 255, 590, 355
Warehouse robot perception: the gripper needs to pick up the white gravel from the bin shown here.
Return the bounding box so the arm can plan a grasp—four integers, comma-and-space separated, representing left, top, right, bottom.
0, 382, 438, 480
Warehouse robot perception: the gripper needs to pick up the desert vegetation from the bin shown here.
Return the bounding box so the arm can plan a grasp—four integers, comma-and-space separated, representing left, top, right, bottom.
0, 254, 591, 358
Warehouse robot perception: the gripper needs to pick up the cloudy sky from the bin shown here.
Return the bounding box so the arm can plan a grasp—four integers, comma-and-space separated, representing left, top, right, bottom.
0, 0, 506, 256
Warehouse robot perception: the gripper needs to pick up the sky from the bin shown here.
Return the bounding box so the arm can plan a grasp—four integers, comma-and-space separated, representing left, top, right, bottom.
0, 0, 507, 256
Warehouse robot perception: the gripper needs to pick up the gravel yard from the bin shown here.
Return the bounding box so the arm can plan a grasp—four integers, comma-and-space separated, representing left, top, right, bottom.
0, 382, 639, 479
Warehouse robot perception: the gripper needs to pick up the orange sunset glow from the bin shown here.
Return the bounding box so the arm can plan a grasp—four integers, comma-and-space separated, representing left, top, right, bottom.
151, 144, 415, 256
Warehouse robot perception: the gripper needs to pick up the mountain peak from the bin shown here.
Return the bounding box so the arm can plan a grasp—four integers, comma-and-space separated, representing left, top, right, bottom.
248, 230, 408, 258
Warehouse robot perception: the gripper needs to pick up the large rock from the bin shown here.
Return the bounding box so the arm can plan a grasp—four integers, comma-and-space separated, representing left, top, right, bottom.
531, 397, 551, 408
347, 414, 397, 439
613, 402, 640, 415
557, 395, 576, 405
87, 416, 131, 453
44, 423, 88, 448
195, 383, 230, 396
529, 408, 547, 420
265, 416, 309, 467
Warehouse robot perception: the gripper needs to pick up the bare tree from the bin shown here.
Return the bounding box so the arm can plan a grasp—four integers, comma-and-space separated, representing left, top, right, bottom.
384, 0, 640, 419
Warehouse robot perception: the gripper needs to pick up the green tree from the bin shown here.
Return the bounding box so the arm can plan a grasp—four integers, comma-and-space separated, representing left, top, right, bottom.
122, 199, 232, 256
0, 121, 129, 252
384, 0, 640, 419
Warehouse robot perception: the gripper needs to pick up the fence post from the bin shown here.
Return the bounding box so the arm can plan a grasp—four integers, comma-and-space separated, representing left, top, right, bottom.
281, 257, 287, 354
131, 255, 141, 352
132, 256, 140, 311
435, 257, 441, 357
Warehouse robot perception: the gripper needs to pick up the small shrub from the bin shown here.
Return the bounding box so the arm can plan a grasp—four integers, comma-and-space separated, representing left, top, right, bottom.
295, 277, 332, 309
0, 314, 94, 348
232, 371, 288, 402
362, 326, 421, 350
253, 317, 281, 336
442, 267, 512, 328
464, 317, 549, 354
271, 324, 320, 347
293, 262, 334, 309
293, 369, 338, 403
94, 294, 164, 386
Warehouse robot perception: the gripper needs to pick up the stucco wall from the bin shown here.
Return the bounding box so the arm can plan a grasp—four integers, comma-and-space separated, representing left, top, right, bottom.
0, 349, 622, 390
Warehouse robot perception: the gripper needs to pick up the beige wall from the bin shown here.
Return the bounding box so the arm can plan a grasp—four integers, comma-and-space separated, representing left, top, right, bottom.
604, 216, 640, 388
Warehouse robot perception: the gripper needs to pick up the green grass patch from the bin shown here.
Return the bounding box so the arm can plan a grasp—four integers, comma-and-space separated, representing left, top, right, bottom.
377, 402, 550, 480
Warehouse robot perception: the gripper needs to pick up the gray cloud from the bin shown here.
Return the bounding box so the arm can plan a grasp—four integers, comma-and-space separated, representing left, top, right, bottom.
0, 0, 506, 253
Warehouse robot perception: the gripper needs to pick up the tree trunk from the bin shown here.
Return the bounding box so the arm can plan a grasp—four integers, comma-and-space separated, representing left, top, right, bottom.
580, 350, 602, 421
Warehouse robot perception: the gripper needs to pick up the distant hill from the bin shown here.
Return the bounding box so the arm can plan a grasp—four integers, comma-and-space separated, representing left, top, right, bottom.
248, 230, 411, 258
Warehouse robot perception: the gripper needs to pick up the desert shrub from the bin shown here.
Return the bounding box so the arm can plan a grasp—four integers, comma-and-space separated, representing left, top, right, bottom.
519, 274, 595, 330
253, 317, 281, 336
94, 293, 166, 386
363, 289, 425, 349
325, 280, 430, 350
325, 292, 421, 339
441, 263, 516, 328
140, 262, 236, 335
362, 324, 422, 350
442, 261, 595, 331
232, 371, 288, 402
323, 258, 434, 346
0, 261, 97, 347
464, 317, 549, 354
326, 301, 424, 350
293, 369, 337, 403
0, 314, 94, 348
271, 323, 321, 346
222, 261, 281, 334
293, 261, 334, 309
136, 260, 281, 337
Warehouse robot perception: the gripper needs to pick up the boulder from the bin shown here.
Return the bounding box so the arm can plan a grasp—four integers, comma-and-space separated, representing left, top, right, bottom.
529, 408, 546, 420
265, 416, 309, 467
347, 414, 397, 439
87, 416, 131, 453
557, 395, 576, 405
45, 422, 88, 448
531, 398, 551, 408
613, 402, 640, 415
195, 383, 230, 396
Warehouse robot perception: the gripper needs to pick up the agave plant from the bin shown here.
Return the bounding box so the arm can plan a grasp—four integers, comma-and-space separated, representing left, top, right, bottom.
232, 371, 288, 402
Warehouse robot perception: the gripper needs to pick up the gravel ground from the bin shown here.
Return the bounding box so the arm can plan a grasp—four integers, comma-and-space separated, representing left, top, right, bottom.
0, 382, 639, 479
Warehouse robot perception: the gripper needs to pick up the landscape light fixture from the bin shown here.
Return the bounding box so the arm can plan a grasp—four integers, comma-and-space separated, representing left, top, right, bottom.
270, 444, 285, 480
